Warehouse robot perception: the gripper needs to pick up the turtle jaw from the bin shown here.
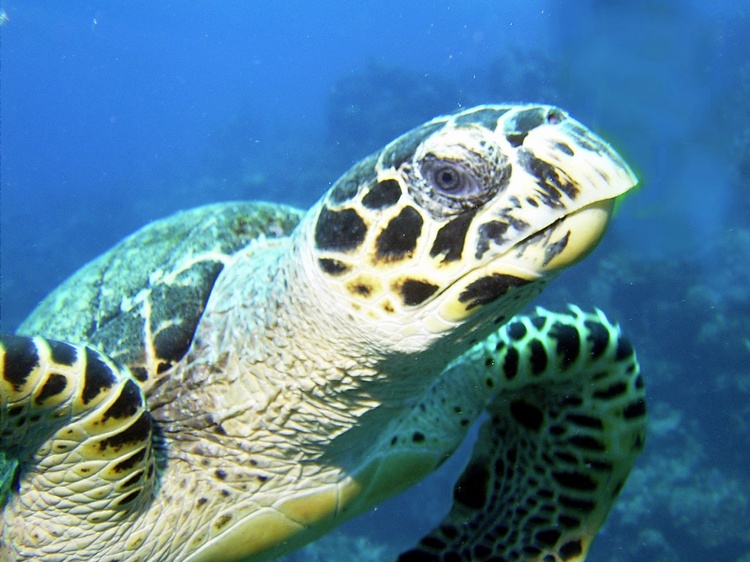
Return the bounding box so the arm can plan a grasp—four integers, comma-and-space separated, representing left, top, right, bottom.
430, 197, 616, 329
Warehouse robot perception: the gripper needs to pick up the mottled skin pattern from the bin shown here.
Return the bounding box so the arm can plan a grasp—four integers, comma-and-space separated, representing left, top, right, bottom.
0, 105, 643, 561
397, 307, 645, 562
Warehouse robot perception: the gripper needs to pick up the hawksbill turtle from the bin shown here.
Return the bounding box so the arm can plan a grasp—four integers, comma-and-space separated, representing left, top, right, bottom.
0, 104, 646, 562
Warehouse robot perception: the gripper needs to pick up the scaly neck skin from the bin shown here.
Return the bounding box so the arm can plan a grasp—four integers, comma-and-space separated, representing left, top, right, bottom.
151, 213, 453, 474
130, 215, 464, 561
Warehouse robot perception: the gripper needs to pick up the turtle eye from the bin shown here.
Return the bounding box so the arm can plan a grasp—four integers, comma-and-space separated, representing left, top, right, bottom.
422, 158, 479, 198
435, 166, 462, 192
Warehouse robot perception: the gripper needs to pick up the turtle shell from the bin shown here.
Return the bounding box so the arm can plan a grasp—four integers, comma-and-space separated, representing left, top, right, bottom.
17, 201, 303, 384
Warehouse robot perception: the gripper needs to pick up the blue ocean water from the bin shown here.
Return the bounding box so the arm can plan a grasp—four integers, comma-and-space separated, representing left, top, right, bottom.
1, 1, 749, 560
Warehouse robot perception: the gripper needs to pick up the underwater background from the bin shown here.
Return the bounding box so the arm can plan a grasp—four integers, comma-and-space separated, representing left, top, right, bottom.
1, 1, 749, 560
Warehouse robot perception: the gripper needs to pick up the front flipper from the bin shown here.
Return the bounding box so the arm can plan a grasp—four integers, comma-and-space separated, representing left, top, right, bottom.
0, 335, 156, 554
399, 308, 647, 562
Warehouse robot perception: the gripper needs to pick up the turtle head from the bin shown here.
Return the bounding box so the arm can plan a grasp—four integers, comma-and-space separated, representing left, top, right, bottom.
301, 104, 636, 354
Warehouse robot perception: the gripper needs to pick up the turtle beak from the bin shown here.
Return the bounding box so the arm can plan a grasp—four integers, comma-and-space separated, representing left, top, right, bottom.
497, 197, 616, 277
433, 197, 616, 325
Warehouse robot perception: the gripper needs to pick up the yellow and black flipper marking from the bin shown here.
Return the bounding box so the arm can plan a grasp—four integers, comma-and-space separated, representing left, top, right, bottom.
399, 308, 646, 562
0, 335, 155, 529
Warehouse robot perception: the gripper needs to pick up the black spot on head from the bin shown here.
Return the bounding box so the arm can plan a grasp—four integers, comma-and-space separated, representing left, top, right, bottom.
454, 107, 510, 129
2, 335, 39, 392
518, 148, 580, 207
475, 220, 509, 259
34, 373, 67, 405
412, 431, 425, 443
329, 152, 379, 204
362, 179, 402, 209
381, 121, 445, 170
83, 348, 117, 405
458, 274, 529, 310
554, 141, 575, 156
350, 283, 372, 297
102, 379, 142, 422
318, 258, 350, 276
315, 207, 367, 252
400, 279, 439, 306
429, 210, 476, 263
215, 468, 227, 480
376, 206, 423, 261
510, 399, 544, 431
543, 231, 571, 267
453, 460, 489, 509
514, 107, 548, 134
48, 340, 78, 367
567, 122, 609, 154
506, 133, 527, 147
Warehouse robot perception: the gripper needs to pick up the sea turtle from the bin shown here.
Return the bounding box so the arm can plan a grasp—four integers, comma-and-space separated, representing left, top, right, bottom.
0, 104, 646, 562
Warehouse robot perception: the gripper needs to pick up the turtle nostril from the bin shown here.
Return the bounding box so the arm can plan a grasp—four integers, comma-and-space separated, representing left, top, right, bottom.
546, 109, 564, 125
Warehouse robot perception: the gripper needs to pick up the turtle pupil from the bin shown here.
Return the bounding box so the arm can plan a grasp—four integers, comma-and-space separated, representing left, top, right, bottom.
437, 166, 461, 191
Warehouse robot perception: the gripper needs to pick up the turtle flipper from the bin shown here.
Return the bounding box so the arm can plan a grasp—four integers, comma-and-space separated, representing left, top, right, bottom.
398, 308, 647, 562
0, 334, 155, 536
